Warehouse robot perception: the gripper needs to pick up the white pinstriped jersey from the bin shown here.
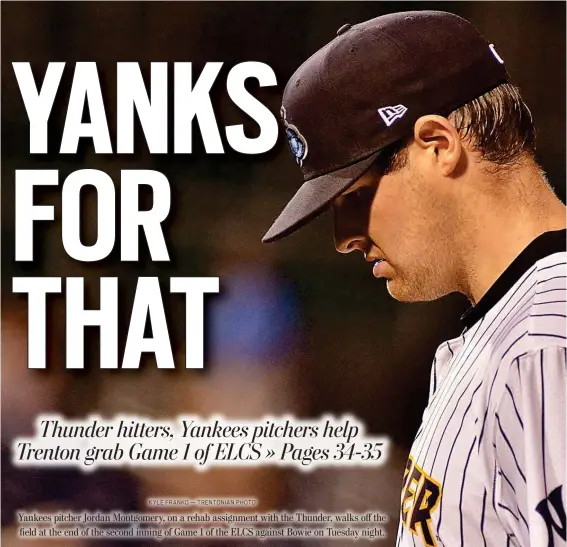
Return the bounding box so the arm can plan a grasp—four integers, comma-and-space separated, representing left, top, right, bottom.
396, 229, 567, 547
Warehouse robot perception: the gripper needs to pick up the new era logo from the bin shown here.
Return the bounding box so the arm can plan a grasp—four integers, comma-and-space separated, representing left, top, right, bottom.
378, 104, 408, 127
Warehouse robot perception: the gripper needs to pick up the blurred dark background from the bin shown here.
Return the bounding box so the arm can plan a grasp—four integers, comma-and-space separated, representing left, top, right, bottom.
2, 2, 565, 546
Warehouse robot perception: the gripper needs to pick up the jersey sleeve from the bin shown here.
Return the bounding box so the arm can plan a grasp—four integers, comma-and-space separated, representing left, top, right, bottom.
493, 346, 566, 547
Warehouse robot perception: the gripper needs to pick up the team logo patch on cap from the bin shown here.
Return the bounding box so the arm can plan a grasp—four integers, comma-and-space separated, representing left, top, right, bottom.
281, 106, 308, 167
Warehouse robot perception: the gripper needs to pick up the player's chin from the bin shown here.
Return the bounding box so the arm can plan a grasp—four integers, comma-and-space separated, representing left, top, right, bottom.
385, 278, 440, 303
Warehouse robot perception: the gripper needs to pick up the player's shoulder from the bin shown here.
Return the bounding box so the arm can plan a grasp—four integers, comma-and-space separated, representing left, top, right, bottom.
525, 251, 566, 343
474, 251, 566, 419
529, 251, 567, 316
531, 250, 566, 287
522, 250, 565, 338
498, 250, 566, 359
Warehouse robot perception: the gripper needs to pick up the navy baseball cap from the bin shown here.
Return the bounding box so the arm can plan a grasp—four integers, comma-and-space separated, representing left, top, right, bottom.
262, 10, 509, 243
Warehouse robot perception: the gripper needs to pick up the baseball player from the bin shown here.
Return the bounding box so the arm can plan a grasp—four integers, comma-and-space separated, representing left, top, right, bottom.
262, 11, 566, 547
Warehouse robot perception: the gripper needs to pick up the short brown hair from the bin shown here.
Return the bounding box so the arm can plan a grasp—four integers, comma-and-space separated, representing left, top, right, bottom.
377, 83, 537, 174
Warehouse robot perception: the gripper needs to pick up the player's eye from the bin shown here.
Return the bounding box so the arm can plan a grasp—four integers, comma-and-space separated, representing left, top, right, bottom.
342, 186, 375, 210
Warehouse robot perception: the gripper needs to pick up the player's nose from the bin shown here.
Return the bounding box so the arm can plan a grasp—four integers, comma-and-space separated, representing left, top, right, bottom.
333, 213, 367, 254
334, 233, 367, 254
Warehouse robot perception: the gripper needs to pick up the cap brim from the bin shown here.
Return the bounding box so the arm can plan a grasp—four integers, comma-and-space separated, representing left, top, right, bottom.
262, 153, 378, 243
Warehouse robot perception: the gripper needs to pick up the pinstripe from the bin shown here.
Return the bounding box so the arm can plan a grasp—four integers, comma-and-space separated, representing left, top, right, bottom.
481, 489, 488, 547
489, 299, 537, 349
496, 414, 526, 482
498, 469, 516, 494
422, 326, 475, 411
500, 331, 528, 360
537, 260, 565, 273
498, 503, 520, 521
518, 507, 529, 533
493, 313, 531, 345
432, 357, 438, 395
504, 385, 524, 430
413, 415, 426, 440
540, 349, 547, 496
493, 310, 531, 358
535, 288, 566, 296
539, 274, 567, 283
489, 292, 564, 355
529, 332, 567, 340
478, 357, 516, 451
413, 424, 424, 443
497, 472, 529, 531
458, 435, 477, 547
492, 461, 498, 515
431, 380, 481, 472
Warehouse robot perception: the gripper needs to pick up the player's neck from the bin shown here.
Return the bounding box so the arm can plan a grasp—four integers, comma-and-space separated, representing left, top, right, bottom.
457, 164, 566, 305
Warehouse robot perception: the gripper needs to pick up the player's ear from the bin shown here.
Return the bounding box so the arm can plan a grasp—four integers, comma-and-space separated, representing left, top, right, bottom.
413, 115, 462, 177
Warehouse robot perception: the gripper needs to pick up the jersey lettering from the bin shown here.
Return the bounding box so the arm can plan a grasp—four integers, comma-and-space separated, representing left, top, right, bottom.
400, 455, 442, 547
